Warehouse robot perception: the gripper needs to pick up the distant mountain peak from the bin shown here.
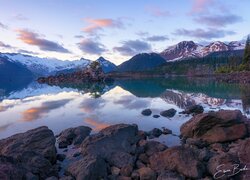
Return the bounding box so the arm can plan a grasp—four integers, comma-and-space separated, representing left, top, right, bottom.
160, 40, 245, 61
95, 56, 117, 73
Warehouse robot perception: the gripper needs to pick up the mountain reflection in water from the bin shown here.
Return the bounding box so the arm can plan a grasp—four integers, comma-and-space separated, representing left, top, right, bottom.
0, 77, 249, 146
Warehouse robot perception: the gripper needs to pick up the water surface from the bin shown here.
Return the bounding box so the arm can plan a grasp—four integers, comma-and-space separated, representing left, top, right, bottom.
0, 77, 249, 146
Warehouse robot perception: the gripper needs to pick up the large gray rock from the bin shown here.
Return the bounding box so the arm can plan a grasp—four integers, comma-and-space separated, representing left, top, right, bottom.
57, 126, 92, 148
180, 110, 248, 144
0, 126, 56, 163
81, 124, 139, 167
149, 146, 205, 179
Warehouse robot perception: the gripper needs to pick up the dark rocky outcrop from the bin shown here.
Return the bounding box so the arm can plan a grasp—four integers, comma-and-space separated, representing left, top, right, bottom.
38, 61, 109, 85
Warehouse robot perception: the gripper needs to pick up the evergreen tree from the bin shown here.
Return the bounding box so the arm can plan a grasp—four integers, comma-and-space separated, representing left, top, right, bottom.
243, 35, 250, 64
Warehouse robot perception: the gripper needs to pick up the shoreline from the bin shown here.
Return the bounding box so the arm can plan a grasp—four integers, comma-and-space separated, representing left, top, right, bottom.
0, 109, 250, 179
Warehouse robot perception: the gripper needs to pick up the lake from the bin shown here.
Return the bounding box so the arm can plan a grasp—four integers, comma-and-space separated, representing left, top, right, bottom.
0, 77, 249, 146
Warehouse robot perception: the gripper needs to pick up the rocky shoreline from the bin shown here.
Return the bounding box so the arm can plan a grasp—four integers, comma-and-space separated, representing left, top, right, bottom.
0, 109, 250, 180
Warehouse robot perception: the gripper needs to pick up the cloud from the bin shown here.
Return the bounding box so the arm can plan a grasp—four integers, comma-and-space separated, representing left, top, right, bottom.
16, 29, 70, 53
0, 41, 13, 49
114, 95, 151, 110
12, 14, 29, 21
173, 28, 236, 40
113, 40, 152, 56
74, 35, 84, 39
194, 14, 243, 27
145, 35, 169, 42
77, 39, 106, 55
85, 117, 110, 131
136, 31, 149, 37
146, 6, 171, 17
0, 22, 8, 29
190, 0, 214, 14
80, 98, 105, 113
22, 99, 72, 121
83, 18, 123, 33
18, 49, 39, 55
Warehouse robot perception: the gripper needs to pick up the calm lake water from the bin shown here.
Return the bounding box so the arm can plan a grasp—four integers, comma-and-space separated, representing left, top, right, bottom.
0, 77, 249, 146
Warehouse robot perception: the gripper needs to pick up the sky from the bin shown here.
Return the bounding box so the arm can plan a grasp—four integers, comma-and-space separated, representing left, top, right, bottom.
0, 0, 249, 65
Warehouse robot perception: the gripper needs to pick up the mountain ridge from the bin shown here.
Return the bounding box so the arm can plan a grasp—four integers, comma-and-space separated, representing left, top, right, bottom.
160, 40, 245, 61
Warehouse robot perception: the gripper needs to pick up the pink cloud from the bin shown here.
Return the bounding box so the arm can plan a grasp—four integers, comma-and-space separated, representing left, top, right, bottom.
190, 0, 214, 14
146, 6, 171, 17
16, 29, 70, 53
83, 18, 123, 33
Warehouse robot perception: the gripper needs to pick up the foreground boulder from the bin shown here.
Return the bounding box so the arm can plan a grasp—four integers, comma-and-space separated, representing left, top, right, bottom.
0, 126, 56, 163
0, 126, 57, 179
0, 155, 28, 180
57, 126, 92, 148
66, 155, 108, 180
149, 146, 205, 179
81, 124, 138, 167
180, 110, 248, 144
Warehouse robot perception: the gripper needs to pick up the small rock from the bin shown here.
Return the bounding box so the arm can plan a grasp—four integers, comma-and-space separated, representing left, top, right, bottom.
120, 165, 133, 177
46, 177, 58, 180
153, 115, 160, 118
141, 109, 152, 116
136, 160, 146, 169
147, 128, 162, 139
111, 166, 120, 175
137, 167, 156, 180
117, 176, 131, 180
157, 170, 184, 180
131, 171, 140, 180
160, 108, 176, 118
162, 127, 172, 135
139, 153, 149, 164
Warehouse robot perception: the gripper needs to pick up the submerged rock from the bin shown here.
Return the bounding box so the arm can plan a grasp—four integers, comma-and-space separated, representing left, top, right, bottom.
141, 109, 152, 116
180, 110, 248, 144
160, 108, 177, 118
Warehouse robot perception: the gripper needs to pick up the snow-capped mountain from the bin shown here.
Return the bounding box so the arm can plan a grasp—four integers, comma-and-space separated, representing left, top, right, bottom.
0, 53, 118, 76
0, 53, 91, 76
160, 41, 245, 61
160, 41, 203, 61
95, 56, 117, 73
